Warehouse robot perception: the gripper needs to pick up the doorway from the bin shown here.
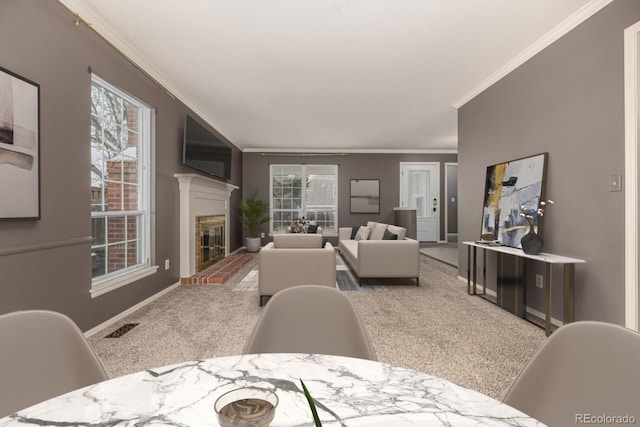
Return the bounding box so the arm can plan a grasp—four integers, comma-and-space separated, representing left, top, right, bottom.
624, 20, 640, 331
399, 162, 440, 242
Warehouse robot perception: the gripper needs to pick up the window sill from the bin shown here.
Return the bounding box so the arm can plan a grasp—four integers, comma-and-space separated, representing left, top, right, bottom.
91, 265, 159, 298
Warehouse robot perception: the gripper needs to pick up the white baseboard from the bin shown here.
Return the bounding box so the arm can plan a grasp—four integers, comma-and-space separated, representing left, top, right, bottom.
84, 281, 181, 337
457, 275, 562, 328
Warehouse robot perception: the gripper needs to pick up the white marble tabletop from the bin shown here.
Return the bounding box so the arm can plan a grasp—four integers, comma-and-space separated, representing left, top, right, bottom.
0, 353, 544, 426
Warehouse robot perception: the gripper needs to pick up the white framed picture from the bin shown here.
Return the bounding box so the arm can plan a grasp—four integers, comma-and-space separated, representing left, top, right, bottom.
0, 66, 40, 220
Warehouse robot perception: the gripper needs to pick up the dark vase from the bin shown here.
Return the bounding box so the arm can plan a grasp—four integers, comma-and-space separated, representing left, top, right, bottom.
521, 224, 543, 255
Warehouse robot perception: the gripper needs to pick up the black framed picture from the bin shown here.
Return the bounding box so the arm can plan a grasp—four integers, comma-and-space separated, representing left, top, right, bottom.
0, 66, 40, 220
481, 153, 548, 248
350, 179, 380, 213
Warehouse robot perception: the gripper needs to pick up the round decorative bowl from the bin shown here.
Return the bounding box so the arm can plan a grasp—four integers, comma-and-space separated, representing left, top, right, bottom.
214, 387, 278, 427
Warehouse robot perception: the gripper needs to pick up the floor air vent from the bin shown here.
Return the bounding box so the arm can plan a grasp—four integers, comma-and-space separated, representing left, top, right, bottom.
105, 323, 139, 338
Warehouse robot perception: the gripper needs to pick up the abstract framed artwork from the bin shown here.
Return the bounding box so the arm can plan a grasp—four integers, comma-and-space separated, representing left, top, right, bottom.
481, 153, 548, 248
0, 66, 40, 220
350, 179, 380, 213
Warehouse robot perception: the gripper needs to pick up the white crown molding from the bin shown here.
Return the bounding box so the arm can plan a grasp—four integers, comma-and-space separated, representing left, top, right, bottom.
57, 0, 235, 147
453, 0, 615, 109
243, 147, 457, 155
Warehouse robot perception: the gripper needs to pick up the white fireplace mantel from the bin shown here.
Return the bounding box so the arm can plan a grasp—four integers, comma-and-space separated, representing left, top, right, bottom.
174, 173, 238, 278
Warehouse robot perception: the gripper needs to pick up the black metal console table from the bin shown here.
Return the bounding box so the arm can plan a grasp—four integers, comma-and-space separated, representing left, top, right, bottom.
463, 241, 586, 336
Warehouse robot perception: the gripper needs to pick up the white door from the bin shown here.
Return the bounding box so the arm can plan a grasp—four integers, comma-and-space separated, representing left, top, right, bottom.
400, 163, 439, 242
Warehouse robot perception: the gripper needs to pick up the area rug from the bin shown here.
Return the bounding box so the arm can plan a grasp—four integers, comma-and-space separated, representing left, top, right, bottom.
233, 269, 258, 292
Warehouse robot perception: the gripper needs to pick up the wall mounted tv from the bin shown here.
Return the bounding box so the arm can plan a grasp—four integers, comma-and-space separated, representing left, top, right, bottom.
182, 115, 232, 181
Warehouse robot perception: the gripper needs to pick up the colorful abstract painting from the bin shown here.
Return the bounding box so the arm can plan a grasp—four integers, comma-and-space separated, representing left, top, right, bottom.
481, 153, 547, 248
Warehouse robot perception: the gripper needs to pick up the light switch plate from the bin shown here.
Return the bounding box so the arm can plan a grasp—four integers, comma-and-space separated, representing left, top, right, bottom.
610, 174, 622, 192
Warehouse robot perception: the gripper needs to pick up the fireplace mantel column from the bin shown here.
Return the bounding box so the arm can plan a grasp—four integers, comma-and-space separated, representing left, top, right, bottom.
174, 174, 238, 278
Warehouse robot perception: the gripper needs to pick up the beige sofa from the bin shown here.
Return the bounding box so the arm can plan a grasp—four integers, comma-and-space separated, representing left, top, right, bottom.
258, 234, 336, 306
338, 221, 420, 286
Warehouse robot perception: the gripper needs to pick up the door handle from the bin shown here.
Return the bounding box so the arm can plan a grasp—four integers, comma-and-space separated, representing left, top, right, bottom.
433, 198, 437, 212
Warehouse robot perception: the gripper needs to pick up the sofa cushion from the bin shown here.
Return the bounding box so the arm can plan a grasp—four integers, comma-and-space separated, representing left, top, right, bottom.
273, 233, 323, 248
307, 224, 318, 233
382, 229, 398, 240
340, 238, 358, 259
387, 224, 407, 240
355, 226, 372, 241
369, 223, 388, 240
350, 225, 360, 239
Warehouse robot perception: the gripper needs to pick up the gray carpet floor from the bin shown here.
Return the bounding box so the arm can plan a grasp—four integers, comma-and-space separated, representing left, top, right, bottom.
87, 252, 545, 400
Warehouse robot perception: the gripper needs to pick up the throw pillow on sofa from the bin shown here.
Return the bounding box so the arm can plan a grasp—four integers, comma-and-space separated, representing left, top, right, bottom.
383, 229, 398, 240
355, 226, 372, 241
369, 223, 388, 240
386, 224, 407, 240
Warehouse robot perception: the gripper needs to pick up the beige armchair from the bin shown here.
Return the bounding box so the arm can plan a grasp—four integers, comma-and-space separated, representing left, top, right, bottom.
258, 234, 336, 306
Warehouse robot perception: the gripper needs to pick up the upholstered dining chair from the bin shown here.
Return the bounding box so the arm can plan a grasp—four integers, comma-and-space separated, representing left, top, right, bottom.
0, 310, 109, 417
502, 321, 640, 426
244, 285, 377, 360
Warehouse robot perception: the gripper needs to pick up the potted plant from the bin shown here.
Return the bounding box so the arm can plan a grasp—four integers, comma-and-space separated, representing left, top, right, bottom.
238, 190, 270, 252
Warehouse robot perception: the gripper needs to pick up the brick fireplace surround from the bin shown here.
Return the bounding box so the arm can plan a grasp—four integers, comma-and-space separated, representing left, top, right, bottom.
180, 254, 252, 284
174, 173, 246, 284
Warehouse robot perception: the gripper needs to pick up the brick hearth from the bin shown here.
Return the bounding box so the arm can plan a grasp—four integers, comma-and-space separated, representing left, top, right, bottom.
180, 254, 252, 285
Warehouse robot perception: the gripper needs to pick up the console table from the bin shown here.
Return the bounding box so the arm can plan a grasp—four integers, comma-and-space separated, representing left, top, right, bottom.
462, 241, 586, 336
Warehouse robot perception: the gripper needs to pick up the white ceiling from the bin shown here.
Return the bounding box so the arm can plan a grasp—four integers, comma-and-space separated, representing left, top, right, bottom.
60, 0, 606, 152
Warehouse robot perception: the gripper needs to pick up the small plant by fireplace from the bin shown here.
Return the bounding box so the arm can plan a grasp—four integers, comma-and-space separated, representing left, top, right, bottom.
238, 191, 269, 253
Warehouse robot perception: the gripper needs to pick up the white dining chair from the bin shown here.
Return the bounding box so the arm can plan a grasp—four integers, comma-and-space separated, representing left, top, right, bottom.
0, 310, 109, 417
502, 320, 640, 426
244, 284, 377, 360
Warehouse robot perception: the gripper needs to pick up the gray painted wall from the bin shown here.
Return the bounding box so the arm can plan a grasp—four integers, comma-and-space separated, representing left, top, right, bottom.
0, 0, 242, 331
458, 0, 640, 324
242, 152, 457, 244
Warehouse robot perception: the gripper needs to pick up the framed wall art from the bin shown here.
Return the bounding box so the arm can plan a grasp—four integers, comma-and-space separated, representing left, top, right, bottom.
0, 66, 40, 220
350, 179, 380, 213
481, 153, 547, 248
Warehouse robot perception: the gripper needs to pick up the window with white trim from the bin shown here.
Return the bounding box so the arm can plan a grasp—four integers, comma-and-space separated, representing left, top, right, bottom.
270, 164, 338, 234
90, 75, 152, 290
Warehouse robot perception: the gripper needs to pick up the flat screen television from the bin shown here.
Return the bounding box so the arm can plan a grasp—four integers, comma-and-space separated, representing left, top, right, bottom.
182, 115, 232, 181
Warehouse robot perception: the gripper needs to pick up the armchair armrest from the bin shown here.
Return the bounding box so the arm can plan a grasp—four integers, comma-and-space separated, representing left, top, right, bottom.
357, 238, 420, 278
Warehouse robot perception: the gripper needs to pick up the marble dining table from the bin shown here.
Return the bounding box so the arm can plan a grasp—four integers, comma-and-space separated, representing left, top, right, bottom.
0, 353, 544, 426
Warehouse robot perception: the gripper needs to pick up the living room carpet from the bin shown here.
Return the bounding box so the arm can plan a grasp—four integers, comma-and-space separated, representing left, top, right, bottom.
87, 252, 546, 400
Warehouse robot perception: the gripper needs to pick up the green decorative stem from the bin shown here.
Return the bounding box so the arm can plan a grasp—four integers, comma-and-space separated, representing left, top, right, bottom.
300, 379, 323, 427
